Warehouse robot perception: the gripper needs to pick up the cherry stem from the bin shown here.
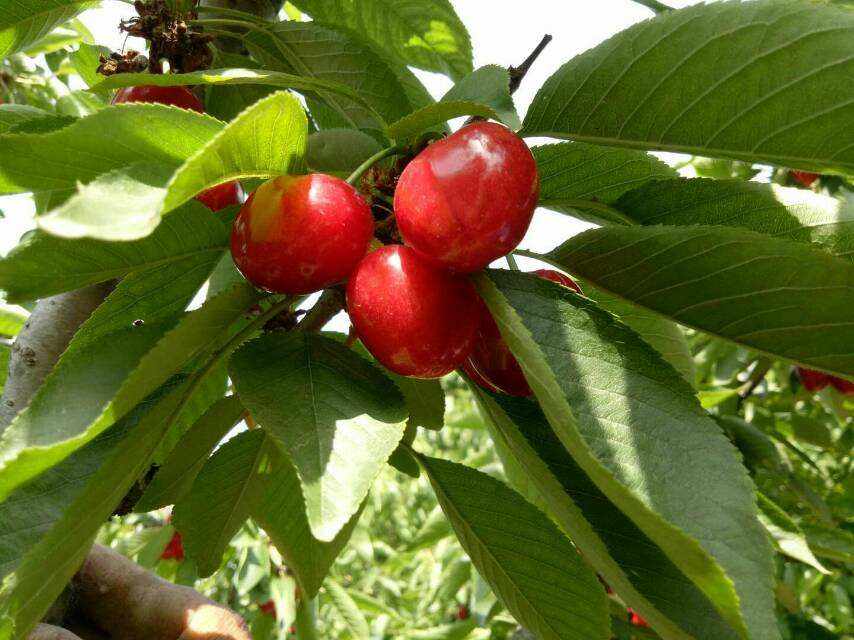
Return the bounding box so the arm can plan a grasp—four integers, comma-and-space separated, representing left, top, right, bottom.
508, 34, 553, 95
629, 0, 673, 13
506, 253, 521, 271
299, 288, 345, 332
346, 145, 403, 186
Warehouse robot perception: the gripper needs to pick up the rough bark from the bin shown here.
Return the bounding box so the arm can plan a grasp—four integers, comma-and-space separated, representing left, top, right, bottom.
0, 283, 114, 429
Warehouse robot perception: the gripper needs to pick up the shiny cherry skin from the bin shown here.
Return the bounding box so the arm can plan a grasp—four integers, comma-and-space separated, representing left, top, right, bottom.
231, 174, 373, 295
197, 180, 244, 212
796, 367, 831, 392
393, 122, 539, 273
112, 85, 205, 112
347, 245, 480, 379
465, 269, 581, 396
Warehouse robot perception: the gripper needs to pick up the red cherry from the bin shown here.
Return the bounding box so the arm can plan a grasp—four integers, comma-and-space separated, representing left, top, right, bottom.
112, 85, 204, 112
231, 174, 373, 295
394, 122, 539, 273
259, 599, 277, 619
465, 269, 581, 396
347, 245, 480, 378
532, 268, 582, 293
628, 608, 649, 628
457, 605, 470, 621
791, 171, 819, 188
829, 376, 854, 395
796, 367, 831, 393
197, 180, 244, 212
160, 531, 185, 561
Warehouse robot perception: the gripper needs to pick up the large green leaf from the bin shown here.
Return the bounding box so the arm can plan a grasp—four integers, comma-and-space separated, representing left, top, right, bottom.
0, 304, 26, 338
0, 105, 55, 134
387, 101, 497, 142
418, 454, 610, 640
0, 200, 230, 302
475, 269, 778, 640
245, 21, 432, 137
0, 103, 221, 200
173, 428, 269, 577
476, 389, 740, 640
0, 0, 94, 60
0, 379, 189, 638
442, 65, 519, 130
137, 395, 246, 512
91, 67, 385, 124
543, 225, 854, 378
0, 283, 262, 502
289, 0, 472, 80
324, 578, 370, 640
306, 129, 382, 174
39, 91, 307, 240
613, 178, 854, 261
230, 332, 407, 541
249, 429, 363, 598
522, 0, 854, 175
533, 142, 676, 225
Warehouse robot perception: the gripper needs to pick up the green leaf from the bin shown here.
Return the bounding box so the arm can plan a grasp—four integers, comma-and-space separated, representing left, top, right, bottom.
715, 416, 782, 472
581, 283, 694, 384
613, 179, 854, 261
230, 332, 406, 541
0, 0, 95, 60
443, 65, 519, 129
91, 67, 386, 124
475, 269, 778, 640
137, 395, 245, 512
306, 128, 382, 174
69, 43, 111, 88
0, 103, 221, 199
533, 142, 676, 225
39, 91, 307, 240
394, 376, 445, 430
791, 413, 833, 448
387, 101, 497, 142
477, 389, 740, 640
324, 578, 370, 640
55, 90, 105, 118
0, 303, 26, 337
0, 105, 54, 134
0, 379, 189, 638
0, 200, 230, 302
249, 431, 363, 597
522, 0, 854, 175
418, 454, 610, 640
404, 620, 477, 640
0, 283, 262, 502
173, 428, 269, 577
408, 506, 453, 552
542, 225, 854, 378
803, 523, 854, 563
245, 21, 431, 137
756, 493, 828, 574
288, 0, 472, 80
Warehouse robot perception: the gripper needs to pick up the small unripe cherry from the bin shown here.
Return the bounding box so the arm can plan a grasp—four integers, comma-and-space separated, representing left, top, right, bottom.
393, 122, 539, 273
465, 269, 581, 396
112, 85, 205, 112
796, 367, 831, 393
197, 180, 244, 212
231, 174, 373, 294
347, 245, 480, 378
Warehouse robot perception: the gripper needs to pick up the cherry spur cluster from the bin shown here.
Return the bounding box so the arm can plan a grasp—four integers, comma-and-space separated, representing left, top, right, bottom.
115, 84, 583, 396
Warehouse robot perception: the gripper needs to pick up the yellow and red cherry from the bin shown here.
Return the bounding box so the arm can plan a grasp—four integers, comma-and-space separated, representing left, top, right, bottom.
346, 245, 481, 379
393, 122, 539, 273
231, 174, 373, 295
465, 269, 581, 396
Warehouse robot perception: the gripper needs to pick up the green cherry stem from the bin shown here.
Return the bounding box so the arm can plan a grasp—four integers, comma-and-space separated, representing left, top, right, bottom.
506, 253, 521, 271
346, 146, 404, 187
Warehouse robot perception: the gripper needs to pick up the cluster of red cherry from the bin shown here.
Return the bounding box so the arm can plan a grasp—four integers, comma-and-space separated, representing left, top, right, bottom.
796, 367, 854, 395
112, 85, 579, 396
